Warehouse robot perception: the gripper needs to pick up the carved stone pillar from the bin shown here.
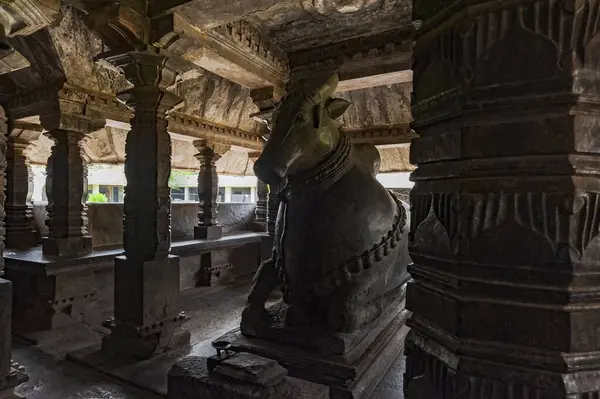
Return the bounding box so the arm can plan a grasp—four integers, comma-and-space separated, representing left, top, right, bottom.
41, 129, 92, 256
193, 140, 230, 240
405, 0, 600, 397
249, 152, 267, 227
5, 127, 40, 249
37, 101, 105, 257
0, 106, 27, 396
101, 51, 189, 359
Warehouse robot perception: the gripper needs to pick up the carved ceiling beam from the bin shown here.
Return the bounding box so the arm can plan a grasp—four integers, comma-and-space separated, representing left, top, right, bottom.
289, 28, 413, 92
343, 124, 416, 146
168, 112, 263, 151
0, 0, 60, 75
167, 16, 289, 89
0, 0, 60, 37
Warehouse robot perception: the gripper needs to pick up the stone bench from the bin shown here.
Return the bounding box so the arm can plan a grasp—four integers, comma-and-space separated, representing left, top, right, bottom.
4, 231, 269, 335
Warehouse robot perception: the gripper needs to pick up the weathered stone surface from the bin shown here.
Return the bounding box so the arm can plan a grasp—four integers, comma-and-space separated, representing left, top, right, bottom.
245, 0, 411, 52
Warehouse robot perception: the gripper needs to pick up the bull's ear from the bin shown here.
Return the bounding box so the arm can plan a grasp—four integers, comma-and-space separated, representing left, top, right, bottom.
326, 98, 351, 119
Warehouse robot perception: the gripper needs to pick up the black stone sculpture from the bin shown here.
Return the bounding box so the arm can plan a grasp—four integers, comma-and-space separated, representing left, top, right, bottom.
241, 74, 410, 353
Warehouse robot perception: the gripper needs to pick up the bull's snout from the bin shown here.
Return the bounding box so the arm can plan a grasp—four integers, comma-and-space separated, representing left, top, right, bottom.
253, 158, 283, 185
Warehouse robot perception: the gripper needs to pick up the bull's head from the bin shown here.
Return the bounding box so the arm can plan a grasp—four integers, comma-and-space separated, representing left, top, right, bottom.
253, 74, 351, 185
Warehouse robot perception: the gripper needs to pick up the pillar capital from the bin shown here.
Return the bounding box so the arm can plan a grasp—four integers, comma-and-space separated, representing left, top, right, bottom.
193, 140, 231, 160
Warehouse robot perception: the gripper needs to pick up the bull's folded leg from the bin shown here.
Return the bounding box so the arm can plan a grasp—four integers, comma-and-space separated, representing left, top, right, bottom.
241, 259, 278, 334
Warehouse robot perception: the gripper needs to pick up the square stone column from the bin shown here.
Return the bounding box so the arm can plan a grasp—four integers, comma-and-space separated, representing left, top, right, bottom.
101, 51, 189, 359
5, 127, 40, 249
193, 140, 230, 240
405, 0, 600, 397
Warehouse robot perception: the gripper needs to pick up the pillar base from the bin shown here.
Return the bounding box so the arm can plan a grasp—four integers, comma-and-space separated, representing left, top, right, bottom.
104, 255, 190, 360
194, 225, 223, 240
42, 236, 92, 257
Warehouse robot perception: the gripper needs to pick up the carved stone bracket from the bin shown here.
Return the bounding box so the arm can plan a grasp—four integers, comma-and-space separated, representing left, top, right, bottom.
249, 86, 284, 126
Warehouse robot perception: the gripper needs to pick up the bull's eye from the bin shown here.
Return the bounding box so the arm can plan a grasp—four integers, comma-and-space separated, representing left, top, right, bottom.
295, 114, 307, 123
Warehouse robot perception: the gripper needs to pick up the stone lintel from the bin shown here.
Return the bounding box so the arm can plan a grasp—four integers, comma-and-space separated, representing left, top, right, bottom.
169, 113, 263, 150
289, 28, 412, 90
171, 15, 288, 89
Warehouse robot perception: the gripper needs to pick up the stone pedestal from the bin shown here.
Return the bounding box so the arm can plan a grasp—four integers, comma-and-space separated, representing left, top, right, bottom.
193, 140, 230, 240
6, 255, 100, 334
405, 0, 600, 396
5, 136, 37, 249
42, 129, 92, 257
219, 302, 409, 399
100, 51, 189, 359
168, 354, 299, 399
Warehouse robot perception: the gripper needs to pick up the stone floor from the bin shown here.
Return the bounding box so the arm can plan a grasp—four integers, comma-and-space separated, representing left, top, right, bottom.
12, 276, 405, 399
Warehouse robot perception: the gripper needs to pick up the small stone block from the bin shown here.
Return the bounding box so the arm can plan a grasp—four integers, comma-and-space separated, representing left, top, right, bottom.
215, 353, 287, 387
168, 356, 300, 399
42, 236, 92, 257
194, 225, 223, 240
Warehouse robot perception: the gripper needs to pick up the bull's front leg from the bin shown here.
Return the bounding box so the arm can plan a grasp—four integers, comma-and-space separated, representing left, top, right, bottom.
240, 258, 278, 335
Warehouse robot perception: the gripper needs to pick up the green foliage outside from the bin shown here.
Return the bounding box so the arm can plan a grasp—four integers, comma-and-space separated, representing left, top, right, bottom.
87, 193, 108, 203
169, 169, 196, 189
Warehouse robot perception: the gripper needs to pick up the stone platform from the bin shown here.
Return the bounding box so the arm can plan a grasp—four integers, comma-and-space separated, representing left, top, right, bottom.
218, 306, 410, 399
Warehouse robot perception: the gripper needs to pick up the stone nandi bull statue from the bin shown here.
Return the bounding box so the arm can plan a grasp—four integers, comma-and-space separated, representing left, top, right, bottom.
241, 74, 410, 353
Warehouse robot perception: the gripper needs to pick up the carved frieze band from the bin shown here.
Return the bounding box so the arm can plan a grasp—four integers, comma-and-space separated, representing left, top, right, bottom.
211, 20, 288, 75
411, 190, 600, 262
412, 0, 600, 124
